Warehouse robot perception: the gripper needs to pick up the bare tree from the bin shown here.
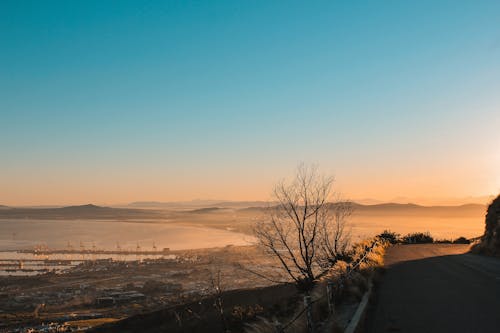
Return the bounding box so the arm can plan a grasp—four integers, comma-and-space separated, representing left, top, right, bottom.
210, 268, 227, 333
317, 200, 353, 268
206, 257, 228, 333
253, 164, 351, 292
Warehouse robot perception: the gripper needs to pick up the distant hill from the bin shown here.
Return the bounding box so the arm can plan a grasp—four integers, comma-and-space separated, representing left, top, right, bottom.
237, 202, 486, 217
127, 200, 271, 209
127, 201, 216, 209
188, 207, 227, 214
0, 204, 165, 220
0, 205, 10, 209
351, 202, 486, 216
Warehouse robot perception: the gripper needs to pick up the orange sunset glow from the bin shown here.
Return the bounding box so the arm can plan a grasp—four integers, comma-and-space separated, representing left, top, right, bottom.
1, 1, 500, 332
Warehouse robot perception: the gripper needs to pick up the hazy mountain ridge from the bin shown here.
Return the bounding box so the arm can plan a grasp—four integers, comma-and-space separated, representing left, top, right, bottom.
188, 207, 227, 214
0, 204, 165, 220
0, 202, 486, 220
351, 202, 486, 217
237, 202, 486, 217
127, 200, 271, 209
351, 202, 485, 210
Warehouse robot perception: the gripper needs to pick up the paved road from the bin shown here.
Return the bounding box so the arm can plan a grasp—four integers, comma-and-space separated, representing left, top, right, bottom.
366, 244, 500, 333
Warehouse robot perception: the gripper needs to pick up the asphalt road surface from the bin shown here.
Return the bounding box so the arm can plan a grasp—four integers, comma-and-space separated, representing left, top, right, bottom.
366, 244, 500, 333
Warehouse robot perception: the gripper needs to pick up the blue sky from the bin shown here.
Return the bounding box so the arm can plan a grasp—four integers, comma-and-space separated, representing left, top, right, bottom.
1, 1, 500, 205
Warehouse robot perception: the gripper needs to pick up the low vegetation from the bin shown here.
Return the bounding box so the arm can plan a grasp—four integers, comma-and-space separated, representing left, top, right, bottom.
244, 237, 388, 333
401, 232, 434, 244
377, 230, 473, 245
377, 230, 400, 244
452, 236, 471, 244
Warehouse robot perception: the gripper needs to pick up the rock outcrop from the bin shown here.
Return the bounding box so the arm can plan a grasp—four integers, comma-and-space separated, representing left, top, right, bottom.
474, 195, 500, 255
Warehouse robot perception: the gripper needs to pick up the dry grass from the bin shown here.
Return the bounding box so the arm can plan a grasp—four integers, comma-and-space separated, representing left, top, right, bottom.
244, 238, 388, 333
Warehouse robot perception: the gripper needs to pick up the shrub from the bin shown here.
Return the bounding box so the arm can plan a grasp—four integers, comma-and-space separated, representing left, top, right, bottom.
452, 236, 470, 244
377, 230, 400, 244
401, 232, 433, 244
434, 239, 452, 244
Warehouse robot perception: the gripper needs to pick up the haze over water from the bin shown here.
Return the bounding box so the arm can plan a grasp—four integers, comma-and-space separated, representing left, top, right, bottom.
0, 219, 254, 251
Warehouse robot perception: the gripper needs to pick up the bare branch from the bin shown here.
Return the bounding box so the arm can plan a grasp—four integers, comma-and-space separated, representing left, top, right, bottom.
252, 164, 352, 292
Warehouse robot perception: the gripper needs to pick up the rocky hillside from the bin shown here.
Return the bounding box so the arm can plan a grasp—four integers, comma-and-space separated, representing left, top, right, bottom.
474, 195, 500, 255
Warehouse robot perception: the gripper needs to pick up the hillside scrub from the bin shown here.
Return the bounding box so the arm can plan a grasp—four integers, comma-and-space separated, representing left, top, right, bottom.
401, 232, 434, 244
452, 236, 470, 244
377, 230, 400, 244
244, 238, 388, 333
378, 230, 474, 245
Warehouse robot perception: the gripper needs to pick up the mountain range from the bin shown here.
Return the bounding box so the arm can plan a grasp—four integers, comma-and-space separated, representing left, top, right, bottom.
0, 201, 486, 220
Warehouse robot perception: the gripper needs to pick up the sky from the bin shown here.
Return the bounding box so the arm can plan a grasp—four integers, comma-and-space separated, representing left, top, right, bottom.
1, 1, 500, 206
